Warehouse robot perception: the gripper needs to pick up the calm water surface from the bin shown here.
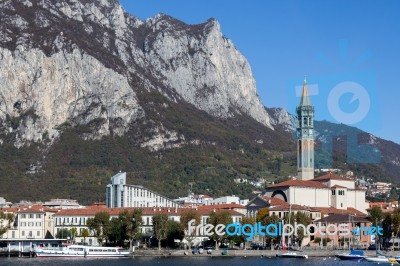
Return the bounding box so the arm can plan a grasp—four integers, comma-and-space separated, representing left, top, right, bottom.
0, 257, 375, 266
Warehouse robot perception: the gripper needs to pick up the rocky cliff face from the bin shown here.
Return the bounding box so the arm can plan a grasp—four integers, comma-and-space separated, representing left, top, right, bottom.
0, 0, 272, 149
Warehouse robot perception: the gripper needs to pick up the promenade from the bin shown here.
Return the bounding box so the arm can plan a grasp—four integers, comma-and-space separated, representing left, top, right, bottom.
133, 248, 381, 257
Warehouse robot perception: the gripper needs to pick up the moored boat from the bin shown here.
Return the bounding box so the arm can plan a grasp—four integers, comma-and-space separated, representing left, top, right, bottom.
35, 244, 130, 257
276, 251, 308, 259
335, 250, 366, 260
364, 255, 391, 263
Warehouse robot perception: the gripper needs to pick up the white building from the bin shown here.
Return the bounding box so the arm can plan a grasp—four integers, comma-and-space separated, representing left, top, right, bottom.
207, 196, 249, 206
53, 206, 244, 246
106, 172, 180, 208
0, 206, 57, 240
264, 173, 368, 213
43, 199, 83, 209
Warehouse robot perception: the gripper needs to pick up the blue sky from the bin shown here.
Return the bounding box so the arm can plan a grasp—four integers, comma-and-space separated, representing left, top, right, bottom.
120, 0, 400, 144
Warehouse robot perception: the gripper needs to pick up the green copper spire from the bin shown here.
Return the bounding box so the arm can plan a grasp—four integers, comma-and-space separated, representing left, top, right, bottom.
299, 76, 312, 106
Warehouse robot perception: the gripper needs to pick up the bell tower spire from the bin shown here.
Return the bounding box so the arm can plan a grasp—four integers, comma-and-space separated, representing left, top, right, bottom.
296, 77, 315, 180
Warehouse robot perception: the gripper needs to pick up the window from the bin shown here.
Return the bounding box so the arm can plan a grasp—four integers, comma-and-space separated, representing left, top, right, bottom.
28, 222, 34, 227
36, 222, 41, 227
332, 190, 336, 195
21, 214, 26, 219
36, 214, 41, 219
37, 231, 40, 236
29, 214, 34, 219
21, 222, 26, 227
12, 231, 15, 238
22, 231, 25, 236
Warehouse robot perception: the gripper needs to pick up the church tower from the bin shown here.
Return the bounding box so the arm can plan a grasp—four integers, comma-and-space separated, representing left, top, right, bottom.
296, 77, 315, 180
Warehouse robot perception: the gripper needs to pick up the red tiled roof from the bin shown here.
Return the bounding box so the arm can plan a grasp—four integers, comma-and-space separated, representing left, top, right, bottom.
0, 205, 60, 213
269, 204, 308, 211
259, 196, 288, 207
53, 206, 244, 217
311, 207, 365, 216
313, 173, 354, 181
197, 204, 245, 210
268, 180, 328, 189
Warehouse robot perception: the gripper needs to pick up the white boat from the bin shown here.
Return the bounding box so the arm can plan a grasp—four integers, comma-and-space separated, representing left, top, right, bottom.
364, 255, 396, 263
35, 244, 130, 257
276, 251, 308, 259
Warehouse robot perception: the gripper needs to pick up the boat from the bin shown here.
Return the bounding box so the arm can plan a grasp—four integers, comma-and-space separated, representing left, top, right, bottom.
276, 251, 308, 259
364, 255, 391, 263
335, 250, 366, 260
35, 244, 130, 257
365, 250, 397, 263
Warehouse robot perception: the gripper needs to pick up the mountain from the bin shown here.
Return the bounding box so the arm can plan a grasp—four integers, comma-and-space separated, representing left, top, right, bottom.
266, 107, 400, 183
0, 0, 398, 204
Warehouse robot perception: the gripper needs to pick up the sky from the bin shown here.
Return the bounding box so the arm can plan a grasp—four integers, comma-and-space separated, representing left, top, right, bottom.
120, 0, 400, 144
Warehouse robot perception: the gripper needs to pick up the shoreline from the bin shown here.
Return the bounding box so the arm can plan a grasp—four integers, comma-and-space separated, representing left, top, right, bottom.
132, 249, 380, 258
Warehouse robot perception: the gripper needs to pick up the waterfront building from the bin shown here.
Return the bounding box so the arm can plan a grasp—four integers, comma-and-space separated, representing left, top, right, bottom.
105, 172, 180, 208
0, 206, 57, 240
53, 205, 243, 246
312, 214, 372, 248
264, 173, 368, 213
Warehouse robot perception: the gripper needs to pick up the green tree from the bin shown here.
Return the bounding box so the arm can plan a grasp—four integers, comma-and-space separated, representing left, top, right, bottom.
56, 228, 72, 239
368, 207, 384, 247
0, 212, 14, 236
152, 214, 169, 250
180, 209, 201, 248
86, 211, 111, 246
70, 227, 78, 243
233, 216, 255, 249
166, 220, 184, 248
108, 217, 124, 246
381, 212, 393, 247
392, 208, 400, 239
81, 228, 90, 245
256, 208, 269, 222
208, 211, 232, 250
294, 212, 312, 246
118, 209, 143, 251
261, 213, 280, 249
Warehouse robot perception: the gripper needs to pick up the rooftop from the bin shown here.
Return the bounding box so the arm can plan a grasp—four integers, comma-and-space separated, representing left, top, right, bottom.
314, 213, 369, 223
267, 180, 328, 189
313, 173, 354, 182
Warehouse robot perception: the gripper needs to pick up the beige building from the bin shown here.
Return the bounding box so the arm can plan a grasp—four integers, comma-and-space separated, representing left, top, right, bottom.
0, 206, 57, 240
265, 173, 368, 214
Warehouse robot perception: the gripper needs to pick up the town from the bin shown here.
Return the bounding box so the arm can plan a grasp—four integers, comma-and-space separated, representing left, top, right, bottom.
0, 80, 399, 257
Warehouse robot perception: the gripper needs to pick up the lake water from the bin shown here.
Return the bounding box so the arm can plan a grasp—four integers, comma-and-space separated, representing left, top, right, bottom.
0, 257, 374, 266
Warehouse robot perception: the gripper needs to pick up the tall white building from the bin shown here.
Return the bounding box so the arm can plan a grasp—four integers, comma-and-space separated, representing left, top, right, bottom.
106, 172, 180, 208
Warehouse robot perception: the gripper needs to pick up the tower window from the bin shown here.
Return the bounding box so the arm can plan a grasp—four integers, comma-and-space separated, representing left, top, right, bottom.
303, 117, 307, 126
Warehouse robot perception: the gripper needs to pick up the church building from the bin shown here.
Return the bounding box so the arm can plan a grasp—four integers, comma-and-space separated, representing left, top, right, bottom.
264, 78, 367, 214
